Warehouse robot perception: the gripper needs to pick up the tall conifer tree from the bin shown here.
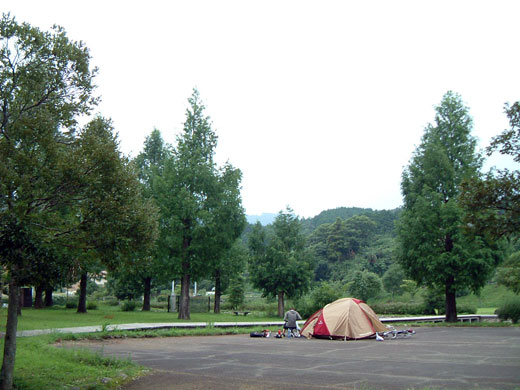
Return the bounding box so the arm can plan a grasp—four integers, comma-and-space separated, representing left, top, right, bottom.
398, 91, 498, 322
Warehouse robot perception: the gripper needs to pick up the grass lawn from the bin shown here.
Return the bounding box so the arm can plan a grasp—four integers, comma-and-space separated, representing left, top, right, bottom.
456, 283, 515, 310
2, 335, 146, 390
1, 305, 281, 332
3, 325, 264, 390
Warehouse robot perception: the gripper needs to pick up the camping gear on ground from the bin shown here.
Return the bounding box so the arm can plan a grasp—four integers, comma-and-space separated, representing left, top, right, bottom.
300, 297, 387, 340
250, 329, 271, 338
377, 326, 416, 340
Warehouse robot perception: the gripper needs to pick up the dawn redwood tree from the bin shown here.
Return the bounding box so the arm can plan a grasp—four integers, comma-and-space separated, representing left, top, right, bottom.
0, 16, 157, 389
154, 89, 244, 319
207, 165, 246, 313
248, 208, 313, 317
397, 91, 498, 322
132, 129, 169, 311
72, 117, 158, 314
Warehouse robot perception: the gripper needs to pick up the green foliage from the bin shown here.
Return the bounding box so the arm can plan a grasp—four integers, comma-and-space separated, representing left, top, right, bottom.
227, 274, 245, 310
153, 89, 245, 319
105, 298, 120, 306
106, 270, 144, 301
212, 240, 248, 312
65, 301, 77, 309
422, 288, 445, 315
10, 336, 143, 390
248, 208, 314, 315
398, 91, 498, 321
461, 101, 520, 240
495, 251, 520, 294
304, 208, 399, 284
121, 301, 137, 312
296, 281, 344, 318
75, 278, 99, 297
400, 280, 419, 298
369, 302, 425, 315
437, 303, 477, 315
496, 298, 520, 323
382, 263, 405, 296
311, 281, 343, 309
346, 270, 382, 302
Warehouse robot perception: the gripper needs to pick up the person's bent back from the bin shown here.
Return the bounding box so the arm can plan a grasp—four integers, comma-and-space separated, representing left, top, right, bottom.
284, 308, 302, 331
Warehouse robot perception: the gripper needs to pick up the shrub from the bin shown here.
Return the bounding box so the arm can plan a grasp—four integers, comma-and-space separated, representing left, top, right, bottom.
422, 288, 444, 315
496, 298, 520, 324
86, 301, 98, 310
105, 298, 120, 306
382, 264, 405, 296
121, 301, 137, 312
65, 301, 78, 309
157, 294, 169, 302
151, 302, 168, 309
291, 282, 344, 318
437, 303, 477, 315
456, 303, 477, 314
228, 275, 245, 310
51, 295, 67, 306
346, 270, 382, 302
370, 302, 424, 315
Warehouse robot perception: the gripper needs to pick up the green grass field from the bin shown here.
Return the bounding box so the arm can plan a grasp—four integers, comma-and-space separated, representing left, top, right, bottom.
456, 283, 515, 310
9, 335, 145, 390
1, 305, 281, 332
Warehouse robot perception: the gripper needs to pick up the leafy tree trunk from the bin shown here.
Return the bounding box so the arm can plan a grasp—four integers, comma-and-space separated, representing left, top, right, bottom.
77, 273, 88, 313
1, 280, 21, 390
277, 291, 285, 318
445, 276, 457, 322
214, 270, 221, 314
142, 277, 151, 311
33, 285, 44, 309
178, 268, 191, 320
44, 287, 54, 307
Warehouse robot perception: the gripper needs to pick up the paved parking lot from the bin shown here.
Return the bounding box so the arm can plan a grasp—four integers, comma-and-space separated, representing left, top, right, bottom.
71, 327, 520, 390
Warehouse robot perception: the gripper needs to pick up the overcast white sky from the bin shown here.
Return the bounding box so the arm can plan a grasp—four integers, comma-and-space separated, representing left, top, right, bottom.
4, 1, 519, 218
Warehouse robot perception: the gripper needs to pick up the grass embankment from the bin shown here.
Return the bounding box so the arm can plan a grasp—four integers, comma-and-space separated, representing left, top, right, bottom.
457, 284, 515, 311
371, 283, 515, 315
4, 325, 265, 390
3, 335, 144, 390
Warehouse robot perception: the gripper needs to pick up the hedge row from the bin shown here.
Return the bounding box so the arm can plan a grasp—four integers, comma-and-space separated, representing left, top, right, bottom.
371, 302, 477, 316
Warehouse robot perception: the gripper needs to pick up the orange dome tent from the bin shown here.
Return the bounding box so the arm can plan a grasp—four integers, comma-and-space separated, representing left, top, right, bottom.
300, 298, 387, 340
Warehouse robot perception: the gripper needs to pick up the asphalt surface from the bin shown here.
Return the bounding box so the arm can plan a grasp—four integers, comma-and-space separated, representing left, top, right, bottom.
66, 327, 520, 390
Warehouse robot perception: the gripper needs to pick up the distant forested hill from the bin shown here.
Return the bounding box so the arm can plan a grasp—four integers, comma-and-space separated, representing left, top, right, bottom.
301, 207, 401, 235
242, 206, 401, 283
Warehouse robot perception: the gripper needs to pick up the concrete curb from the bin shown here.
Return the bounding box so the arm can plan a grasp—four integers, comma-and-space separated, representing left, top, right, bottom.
12, 314, 498, 337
